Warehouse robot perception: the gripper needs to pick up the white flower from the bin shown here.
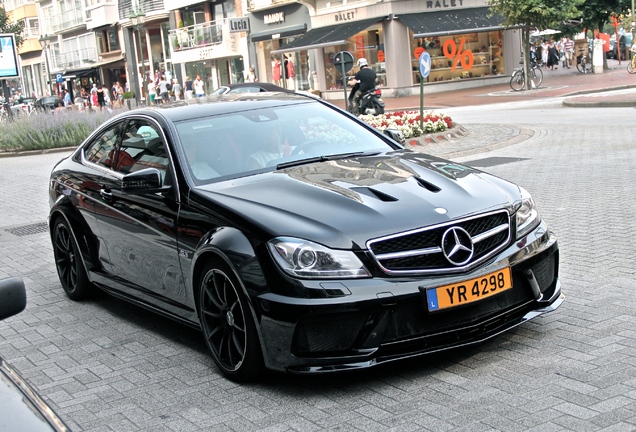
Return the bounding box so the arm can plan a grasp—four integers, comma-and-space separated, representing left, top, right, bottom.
358, 110, 452, 138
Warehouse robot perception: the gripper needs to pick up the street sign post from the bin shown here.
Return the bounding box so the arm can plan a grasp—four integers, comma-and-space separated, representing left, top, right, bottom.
334, 51, 354, 111
419, 51, 431, 130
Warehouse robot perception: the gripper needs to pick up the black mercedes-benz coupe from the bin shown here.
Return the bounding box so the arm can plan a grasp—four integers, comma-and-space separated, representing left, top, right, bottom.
48, 93, 563, 381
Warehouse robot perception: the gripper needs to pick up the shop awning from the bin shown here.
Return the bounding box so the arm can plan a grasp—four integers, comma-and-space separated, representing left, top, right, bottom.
272, 17, 386, 54
62, 67, 97, 79
398, 7, 506, 38
250, 24, 308, 42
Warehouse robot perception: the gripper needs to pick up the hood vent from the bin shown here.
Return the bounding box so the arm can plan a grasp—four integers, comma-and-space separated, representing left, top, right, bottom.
351, 187, 398, 202
413, 176, 441, 193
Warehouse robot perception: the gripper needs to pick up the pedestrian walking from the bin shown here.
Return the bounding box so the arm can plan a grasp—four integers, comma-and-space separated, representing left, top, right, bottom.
245, 67, 258, 83
547, 40, 559, 70
148, 79, 156, 105
157, 75, 170, 103
194, 75, 205, 98
564, 36, 574, 68
559, 38, 567, 68
96, 85, 106, 110
541, 40, 549, 66
172, 79, 182, 101
184, 76, 193, 99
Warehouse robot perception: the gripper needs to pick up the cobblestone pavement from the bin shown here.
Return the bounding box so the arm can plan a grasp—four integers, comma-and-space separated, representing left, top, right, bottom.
1, 105, 636, 431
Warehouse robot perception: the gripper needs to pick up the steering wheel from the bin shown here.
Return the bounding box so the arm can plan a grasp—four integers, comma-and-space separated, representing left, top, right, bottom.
290, 139, 330, 156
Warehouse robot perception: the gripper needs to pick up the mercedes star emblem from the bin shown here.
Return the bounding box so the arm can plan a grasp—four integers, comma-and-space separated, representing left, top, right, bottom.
441, 227, 474, 266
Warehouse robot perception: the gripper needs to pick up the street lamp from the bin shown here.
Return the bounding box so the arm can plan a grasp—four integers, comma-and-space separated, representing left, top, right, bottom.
130, 10, 147, 105
38, 34, 53, 96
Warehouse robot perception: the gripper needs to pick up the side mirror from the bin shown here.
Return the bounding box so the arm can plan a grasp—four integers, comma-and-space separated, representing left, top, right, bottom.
0, 277, 26, 321
383, 128, 405, 145
122, 168, 165, 194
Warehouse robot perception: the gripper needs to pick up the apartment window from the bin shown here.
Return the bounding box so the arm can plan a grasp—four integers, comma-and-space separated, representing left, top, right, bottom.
96, 28, 120, 54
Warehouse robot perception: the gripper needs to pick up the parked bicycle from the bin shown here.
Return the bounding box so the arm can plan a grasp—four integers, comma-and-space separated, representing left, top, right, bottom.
509, 60, 543, 91
576, 47, 592, 74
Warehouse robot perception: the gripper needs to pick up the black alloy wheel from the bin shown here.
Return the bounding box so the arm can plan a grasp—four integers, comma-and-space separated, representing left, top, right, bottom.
198, 261, 263, 381
52, 218, 93, 300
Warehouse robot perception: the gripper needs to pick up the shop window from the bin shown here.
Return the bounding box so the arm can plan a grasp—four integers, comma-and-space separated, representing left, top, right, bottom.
411, 31, 505, 84
323, 25, 384, 90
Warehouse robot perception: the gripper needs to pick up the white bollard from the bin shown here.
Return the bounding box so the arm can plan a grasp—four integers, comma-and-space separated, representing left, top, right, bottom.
593, 39, 604, 73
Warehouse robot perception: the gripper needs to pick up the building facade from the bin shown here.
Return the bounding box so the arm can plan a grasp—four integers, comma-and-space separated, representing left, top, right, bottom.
250, 0, 521, 99
3, 0, 522, 104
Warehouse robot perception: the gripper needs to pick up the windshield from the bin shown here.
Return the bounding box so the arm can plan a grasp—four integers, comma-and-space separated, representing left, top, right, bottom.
175, 103, 393, 185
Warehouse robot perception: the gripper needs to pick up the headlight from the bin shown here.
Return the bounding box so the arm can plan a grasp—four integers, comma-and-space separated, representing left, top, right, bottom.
268, 237, 370, 279
515, 187, 541, 239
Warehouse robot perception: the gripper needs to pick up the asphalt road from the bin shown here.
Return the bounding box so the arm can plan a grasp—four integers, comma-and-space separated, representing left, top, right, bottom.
1, 95, 635, 431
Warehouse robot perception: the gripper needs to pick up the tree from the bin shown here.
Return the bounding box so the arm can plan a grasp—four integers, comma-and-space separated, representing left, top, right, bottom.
0, 7, 25, 47
489, 0, 583, 89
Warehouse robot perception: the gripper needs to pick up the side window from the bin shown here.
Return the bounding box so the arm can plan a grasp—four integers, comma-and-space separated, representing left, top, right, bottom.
121, 119, 170, 180
84, 122, 124, 168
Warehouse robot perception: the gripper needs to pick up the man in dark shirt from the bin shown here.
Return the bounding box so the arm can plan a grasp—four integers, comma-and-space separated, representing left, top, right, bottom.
348, 58, 376, 115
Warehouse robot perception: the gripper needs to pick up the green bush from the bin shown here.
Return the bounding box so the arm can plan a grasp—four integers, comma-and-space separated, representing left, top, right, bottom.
0, 109, 119, 152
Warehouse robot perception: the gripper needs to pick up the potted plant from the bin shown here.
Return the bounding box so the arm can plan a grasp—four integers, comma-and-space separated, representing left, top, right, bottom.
123, 91, 135, 109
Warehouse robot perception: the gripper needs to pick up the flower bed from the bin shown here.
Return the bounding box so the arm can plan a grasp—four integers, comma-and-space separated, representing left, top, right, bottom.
359, 110, 453, 138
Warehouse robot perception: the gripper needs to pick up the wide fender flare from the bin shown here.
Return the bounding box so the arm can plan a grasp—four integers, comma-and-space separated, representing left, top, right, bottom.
190, 226, 270, 354
48, 196, 100, 275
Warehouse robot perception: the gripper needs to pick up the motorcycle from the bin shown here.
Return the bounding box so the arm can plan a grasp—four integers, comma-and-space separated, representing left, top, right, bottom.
347, 83, 386, 116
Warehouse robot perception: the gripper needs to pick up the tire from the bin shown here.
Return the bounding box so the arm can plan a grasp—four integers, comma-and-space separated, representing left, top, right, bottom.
52, 217, 93, 300
628, 61, 636, 74
578, 57, 592, 74
530, 67, 543, 88
198, 260, 264, 382
576, 58, 584, 73
374, 101, 385, 115
509, 70, 525, 91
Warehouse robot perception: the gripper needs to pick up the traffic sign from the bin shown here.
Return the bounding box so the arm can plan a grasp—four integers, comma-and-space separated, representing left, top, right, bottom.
56, 73, 63, 83
419, 51, 431, 78
334, 51, 354, 73
334, 51, 354, 111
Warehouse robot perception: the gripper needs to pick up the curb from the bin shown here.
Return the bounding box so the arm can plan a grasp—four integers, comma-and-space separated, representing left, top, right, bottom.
0, 146, 75, 159
406, 124, 535, 159
444, 126, 535, 159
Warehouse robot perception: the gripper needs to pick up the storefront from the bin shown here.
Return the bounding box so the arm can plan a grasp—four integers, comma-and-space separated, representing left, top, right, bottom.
248, 3, 311, 90
271, 4, 518, 100
398, 8, 508, 84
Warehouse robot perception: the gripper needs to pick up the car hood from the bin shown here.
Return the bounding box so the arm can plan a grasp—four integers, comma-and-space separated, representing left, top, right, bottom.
193, 151, 521, 249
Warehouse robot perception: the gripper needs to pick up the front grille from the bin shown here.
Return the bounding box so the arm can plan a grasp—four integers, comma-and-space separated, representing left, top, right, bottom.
368, 210, 511, 275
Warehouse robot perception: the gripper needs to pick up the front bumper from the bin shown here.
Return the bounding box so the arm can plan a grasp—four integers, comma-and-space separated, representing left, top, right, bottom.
256, 221, 562, 373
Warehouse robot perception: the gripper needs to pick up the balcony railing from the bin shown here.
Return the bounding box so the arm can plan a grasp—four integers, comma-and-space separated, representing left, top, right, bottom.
23, 27, 41, 40
50, 8, 84, 33
168, 19, 224, 52
0, 0, 28, 11
52, 47, 98, 70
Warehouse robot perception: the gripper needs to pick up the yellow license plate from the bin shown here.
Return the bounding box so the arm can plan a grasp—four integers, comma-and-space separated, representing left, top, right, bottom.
426, 267, 513, 312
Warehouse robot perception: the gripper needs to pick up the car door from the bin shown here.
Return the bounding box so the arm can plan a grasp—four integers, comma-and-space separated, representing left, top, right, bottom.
76, 120, 129, 275
91, 118, 189, 313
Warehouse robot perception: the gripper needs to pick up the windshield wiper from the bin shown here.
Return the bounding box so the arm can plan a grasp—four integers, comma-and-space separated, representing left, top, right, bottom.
276, 151, 381, 170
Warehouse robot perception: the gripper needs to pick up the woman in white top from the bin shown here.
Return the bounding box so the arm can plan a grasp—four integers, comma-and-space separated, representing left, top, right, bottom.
245, 67, 258, 83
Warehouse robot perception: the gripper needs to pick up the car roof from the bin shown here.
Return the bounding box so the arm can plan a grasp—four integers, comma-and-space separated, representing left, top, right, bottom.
116, 92, 322, 123
225, 82, 294, 92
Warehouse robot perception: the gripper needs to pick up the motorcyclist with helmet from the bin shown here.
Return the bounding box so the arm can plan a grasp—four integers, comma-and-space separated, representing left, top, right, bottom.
348, 58, 377, 115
